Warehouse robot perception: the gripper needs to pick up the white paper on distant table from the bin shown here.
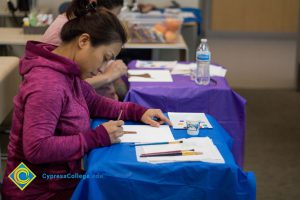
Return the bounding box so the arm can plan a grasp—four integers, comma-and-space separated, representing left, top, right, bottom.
170, 63, 227, 77
128, 70, 173, 82
136, 60, 177, 69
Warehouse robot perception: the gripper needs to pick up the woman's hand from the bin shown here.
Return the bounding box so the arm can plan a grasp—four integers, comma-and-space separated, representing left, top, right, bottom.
104, 60, 128, 81
102, 120, 124, 144
141, 109, 172, 127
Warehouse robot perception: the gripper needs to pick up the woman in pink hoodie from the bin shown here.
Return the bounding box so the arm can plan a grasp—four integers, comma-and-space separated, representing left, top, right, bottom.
1, 4, 171, 200
42, 0, 127, 100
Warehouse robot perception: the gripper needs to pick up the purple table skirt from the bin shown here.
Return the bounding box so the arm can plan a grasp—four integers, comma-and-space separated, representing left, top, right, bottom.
124, 61, 246, 167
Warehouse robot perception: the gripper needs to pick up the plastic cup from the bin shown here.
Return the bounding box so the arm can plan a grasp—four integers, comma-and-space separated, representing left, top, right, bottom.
186, 120, 200, 136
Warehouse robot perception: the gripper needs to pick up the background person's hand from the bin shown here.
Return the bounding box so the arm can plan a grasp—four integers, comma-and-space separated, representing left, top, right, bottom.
103, 60, 128, 82
141, 109, 173, 127
102, 120, 124, 144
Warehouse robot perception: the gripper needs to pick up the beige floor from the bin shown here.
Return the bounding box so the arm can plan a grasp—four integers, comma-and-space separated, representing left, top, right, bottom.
238, 89, 300, 200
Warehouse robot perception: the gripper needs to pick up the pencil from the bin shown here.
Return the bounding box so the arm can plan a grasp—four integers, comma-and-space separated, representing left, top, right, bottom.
117, 110, 123, 120
123, 131, 137, 134
117, 110, 135, 134
130, 141, 183, 147
140, 149, 202, 157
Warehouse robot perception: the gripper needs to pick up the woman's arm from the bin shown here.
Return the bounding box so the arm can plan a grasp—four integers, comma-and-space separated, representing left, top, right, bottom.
85, 60, 127, 88
85, 72, 112, 88
81, 80, 147, 121
22, 86, 111, 164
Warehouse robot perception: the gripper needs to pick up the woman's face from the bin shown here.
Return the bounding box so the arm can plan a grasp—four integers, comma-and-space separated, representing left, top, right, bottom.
75, 34, 122, 79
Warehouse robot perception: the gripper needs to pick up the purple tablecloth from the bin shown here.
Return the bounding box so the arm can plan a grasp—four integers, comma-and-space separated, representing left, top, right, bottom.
124, 61, 246, 167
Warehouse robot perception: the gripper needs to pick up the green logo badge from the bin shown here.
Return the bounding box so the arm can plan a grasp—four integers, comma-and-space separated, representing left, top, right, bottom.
8, 162, 36, 190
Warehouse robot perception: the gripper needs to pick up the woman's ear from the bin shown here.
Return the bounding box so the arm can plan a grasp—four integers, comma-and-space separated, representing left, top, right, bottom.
78, 33, 91, 49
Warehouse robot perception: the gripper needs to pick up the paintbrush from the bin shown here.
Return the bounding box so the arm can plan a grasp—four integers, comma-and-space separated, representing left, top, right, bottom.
140, 149, 202, 157
117, 110, 137, 134
123, 131, 137, 134
128, 73, 152, 78
117, 110, 123, 120
130, 141, 183, 147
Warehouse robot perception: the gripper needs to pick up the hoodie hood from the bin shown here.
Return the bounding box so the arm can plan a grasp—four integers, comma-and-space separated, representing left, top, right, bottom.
20, 41, 81, 77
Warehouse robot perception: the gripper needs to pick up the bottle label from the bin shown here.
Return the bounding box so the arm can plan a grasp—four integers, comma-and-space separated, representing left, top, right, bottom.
197, 53, 210, 61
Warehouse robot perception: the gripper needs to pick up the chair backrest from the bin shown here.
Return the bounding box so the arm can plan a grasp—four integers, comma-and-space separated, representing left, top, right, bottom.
58, 1, 71, 14
0, 56, 20, 124
0, 57, 20, 195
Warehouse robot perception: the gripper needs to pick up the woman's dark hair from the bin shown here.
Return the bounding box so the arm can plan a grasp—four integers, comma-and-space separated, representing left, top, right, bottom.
61, 6, 127, 46
66, 0, 124, 20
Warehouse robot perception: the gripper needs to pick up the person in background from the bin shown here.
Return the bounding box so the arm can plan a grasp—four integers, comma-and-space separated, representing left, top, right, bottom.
41, 0, 127, 100
1, 5, 171, 200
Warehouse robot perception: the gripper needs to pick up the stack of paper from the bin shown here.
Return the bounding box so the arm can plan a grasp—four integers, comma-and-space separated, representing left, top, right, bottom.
180, 12, 196, 19
170, 63, 196, 75
171, 63, 227, 77
135, 61, 227, 77
210, 64, 227, 77
120, 125, 174, 143
128, 70, 173, 82
136, 60, 177, 69
135, 137, 224, 164
168, 112, 213, 129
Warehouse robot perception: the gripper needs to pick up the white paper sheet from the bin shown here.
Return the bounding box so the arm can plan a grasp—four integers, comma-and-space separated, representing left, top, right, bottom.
210, 64, 227, 77
136, 60, 177, 69
170, 63, 227, 77
170, 63, 195, 75
180, 12, 196, 19
128, 70, 173, 82
120, 125, 174, 143
167, 112, 213, 129
134, 61, 227, 77
136, 137, 224, 164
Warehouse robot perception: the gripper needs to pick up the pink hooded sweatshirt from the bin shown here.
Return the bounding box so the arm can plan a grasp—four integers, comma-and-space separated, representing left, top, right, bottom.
1, 41, 147, 199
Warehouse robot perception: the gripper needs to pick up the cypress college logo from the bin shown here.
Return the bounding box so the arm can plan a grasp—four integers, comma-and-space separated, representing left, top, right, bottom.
8, 162, 36, 190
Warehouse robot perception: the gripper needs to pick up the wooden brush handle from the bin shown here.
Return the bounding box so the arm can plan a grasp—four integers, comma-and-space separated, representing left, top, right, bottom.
128, 73, 152, 78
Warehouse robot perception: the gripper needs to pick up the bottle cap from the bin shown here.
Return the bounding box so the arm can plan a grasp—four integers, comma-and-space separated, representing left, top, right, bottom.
201, 38, 207, 43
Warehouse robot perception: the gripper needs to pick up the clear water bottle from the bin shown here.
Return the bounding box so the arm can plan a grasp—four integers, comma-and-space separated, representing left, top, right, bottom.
195, 39, 210, 85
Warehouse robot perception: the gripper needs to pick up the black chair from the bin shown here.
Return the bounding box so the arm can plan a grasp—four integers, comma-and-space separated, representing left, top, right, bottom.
58, 1, 71, 14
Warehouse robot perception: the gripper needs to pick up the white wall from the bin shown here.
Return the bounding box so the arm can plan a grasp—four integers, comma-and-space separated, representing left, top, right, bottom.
0, 0, 201, 16
137, 0, 200, 8
37, 0, 201, 15
209, 37, 297, 89
0, 0, 16, 13
0, 0, 64, 15
37, 0, 65, 15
